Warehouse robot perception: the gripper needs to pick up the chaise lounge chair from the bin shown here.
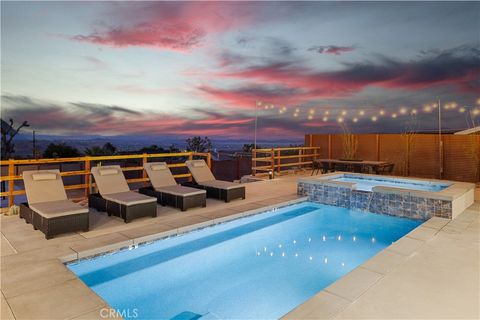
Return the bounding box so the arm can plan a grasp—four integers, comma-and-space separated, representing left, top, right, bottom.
89, 165, 157, 223
139, 162, 207, 211
21, 170, 89, 239
185, 160, 245, 203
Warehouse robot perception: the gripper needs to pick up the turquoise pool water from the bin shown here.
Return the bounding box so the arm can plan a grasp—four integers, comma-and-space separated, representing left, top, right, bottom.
67, 202, 421, 319
332, 174, 450, 192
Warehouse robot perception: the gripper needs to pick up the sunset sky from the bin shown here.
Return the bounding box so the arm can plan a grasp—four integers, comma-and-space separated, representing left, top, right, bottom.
1, 1, 479, 140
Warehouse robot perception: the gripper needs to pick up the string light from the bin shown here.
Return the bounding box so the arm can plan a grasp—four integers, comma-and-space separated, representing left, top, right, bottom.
391, 113, 397, 118
459, 107, 466, 113
309, 109, 315, 115
371, 116, 378, 122
341, 110, 347, 116
324, 110, 330, 115
379, 109, 385, 116
411, 109, 417, 115
322, 116, 328, 122
337, 117, 344, 123
353, 117, 358, 123
359, 110, 365, 116
308, 115, 313, 120
399, 107, 408, 115
473, 109, 480, 116
423, 105, 432, 112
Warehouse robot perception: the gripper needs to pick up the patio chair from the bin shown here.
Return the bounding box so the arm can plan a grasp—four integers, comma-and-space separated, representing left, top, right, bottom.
185, 160, 245, 203
89, 165, 157, 223
377, 163, 395, 175
139, 162, 206, 211
21, 170, 89, 239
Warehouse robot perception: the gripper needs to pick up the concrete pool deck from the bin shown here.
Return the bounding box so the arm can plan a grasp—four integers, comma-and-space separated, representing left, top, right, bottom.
1, 172, 479, 319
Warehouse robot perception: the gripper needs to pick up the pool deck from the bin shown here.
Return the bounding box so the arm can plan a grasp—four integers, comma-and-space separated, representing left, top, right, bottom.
1, 172, 479, 319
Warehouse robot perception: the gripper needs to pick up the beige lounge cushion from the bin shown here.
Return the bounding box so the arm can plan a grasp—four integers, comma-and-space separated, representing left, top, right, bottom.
30, 200, 88, 218
150, 163, 168, 171
98, 168, 119, 176
156, 185, 206, 197
143, 162, 177, 188
200, 180, 244, 190
91, 165, 129, 195
32, 173, 57, 181
102, 191, 156, 206
22, 170, 68, 204
186, 160, 215, 183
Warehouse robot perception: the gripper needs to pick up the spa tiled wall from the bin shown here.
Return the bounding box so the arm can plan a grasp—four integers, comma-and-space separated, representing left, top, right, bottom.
298, 181, 452, 220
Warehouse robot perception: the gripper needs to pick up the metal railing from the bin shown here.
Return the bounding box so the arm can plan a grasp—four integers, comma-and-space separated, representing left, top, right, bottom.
0, 152, 211, 207
252, 147, 321, 178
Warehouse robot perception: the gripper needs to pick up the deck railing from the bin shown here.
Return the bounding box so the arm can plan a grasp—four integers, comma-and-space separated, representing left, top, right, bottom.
0, 152, 211, 207
252, 147, 321, 178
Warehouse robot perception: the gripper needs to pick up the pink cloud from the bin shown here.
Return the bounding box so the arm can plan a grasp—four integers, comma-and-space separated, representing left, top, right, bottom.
70, 2, 254, 51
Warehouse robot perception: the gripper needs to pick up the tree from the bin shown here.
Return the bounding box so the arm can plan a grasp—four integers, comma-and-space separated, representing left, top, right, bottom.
85, 143, 117, 156
1, 118, 30, 159
103, 142, 117, 155
43, 143, 81, 158
185, 136, 212, 153
138, 145, 166, 154
168, 144, 180, 153
242, 143, 261, 153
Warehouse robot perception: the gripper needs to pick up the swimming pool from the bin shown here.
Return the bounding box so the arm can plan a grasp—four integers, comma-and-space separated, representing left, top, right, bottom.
67, 202, 421, 319
331, 174, 450, 192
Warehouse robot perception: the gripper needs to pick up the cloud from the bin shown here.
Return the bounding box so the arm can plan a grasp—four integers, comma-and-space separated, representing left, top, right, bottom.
308, 45, 356, 55
71, 102, 142, 116
69, 2, 256, 51
207, 44, 480, 107
198, 84, 306, 108
71, 24, 205, 51
0, 94, 260, 138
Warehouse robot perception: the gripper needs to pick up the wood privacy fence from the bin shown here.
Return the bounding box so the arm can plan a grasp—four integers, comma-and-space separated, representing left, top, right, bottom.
0, 152, 211, 207
305, 134, 480, 183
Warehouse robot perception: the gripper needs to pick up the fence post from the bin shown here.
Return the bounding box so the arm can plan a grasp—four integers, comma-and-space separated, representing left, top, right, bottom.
276, 149, 281, 174
84, 157, 91, 198
252, 149, 256, 176
271, 148, 275, 178
8, 160, 14, 207
142, 153, 148, 186
188, 152, 194, 182
376, 134, 380, 161
206, 152, 212, 169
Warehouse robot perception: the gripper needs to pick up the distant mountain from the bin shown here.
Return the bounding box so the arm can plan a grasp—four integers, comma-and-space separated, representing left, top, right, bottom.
11, 134, 303, 157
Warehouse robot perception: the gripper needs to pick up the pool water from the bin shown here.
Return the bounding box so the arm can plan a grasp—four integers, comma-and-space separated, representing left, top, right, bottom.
332, 175, 449, 192
68, 202, 421, 319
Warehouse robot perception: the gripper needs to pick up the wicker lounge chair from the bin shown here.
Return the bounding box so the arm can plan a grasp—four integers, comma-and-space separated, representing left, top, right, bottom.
185, 160, 245, 203
139, 162, 206, 211
21, 170, 89, 239
89, 165, 157, 223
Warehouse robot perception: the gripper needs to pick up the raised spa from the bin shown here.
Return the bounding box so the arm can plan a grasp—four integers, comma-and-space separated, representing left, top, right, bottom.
67, 202, 421, 319
298, 173, 475, 219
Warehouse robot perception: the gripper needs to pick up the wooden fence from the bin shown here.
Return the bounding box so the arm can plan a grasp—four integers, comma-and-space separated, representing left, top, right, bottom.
252, 147, 322, 178
305, 134, 480, 183
0, 152, 211, 207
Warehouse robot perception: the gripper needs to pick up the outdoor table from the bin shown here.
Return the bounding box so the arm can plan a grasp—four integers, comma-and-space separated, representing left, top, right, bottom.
312, 159, 393, 175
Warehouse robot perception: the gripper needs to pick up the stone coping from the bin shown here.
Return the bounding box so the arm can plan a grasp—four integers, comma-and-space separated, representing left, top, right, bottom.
299, 172, 475, 201
60, 197, 309, 264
